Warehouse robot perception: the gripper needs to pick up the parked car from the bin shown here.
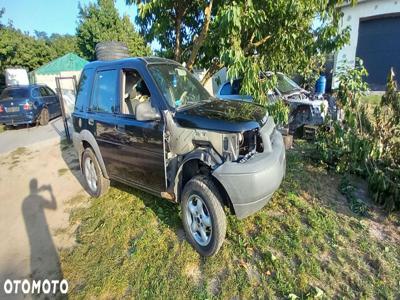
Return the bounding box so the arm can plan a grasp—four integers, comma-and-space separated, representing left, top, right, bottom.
0, 84, 61, 126
217, 73, 329, 133
72, 57, 286, 256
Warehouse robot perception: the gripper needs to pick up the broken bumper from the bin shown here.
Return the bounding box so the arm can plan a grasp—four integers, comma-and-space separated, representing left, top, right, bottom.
212, 128, 286, 219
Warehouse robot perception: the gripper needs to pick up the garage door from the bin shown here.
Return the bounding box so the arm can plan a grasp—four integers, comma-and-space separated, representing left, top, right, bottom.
356, 15, 400, 91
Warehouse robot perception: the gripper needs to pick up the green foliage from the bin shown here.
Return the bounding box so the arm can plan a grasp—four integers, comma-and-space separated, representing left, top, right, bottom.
317, 62, 400, 210
266, 100, 289, 125
77, 0, 150, 61
134, 0, 353, 102
339, 176, 369, 216
47, 34, 79, 58
0, 26, 54, 72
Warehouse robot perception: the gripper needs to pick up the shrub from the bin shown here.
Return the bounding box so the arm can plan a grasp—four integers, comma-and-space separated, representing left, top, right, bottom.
316, 61, 400, 210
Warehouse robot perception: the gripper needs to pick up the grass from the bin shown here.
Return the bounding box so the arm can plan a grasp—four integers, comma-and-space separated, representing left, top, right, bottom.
58, 168, 69, 176
361, 94, 382, 106
60, 141, 400, 299
0, 125, 5, 134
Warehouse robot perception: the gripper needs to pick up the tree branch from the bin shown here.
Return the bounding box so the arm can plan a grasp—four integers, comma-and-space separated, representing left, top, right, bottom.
200, 60, 223, 85
186, 0, 213, 71
244, 34, 271, 53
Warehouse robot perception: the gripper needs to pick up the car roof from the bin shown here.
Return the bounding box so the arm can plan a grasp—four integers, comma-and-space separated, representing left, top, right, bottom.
84, 56, 180, 69
3, 84, 48, 90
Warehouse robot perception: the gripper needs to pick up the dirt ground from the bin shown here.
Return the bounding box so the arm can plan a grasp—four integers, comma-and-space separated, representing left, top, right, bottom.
0, 139, 87, 299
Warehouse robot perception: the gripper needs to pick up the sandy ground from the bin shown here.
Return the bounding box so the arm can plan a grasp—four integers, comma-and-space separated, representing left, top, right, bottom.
0, 118, 66, 154
0, 138, 87, 299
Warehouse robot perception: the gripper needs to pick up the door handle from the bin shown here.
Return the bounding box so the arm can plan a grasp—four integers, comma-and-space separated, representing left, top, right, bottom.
88, 119, 94, 125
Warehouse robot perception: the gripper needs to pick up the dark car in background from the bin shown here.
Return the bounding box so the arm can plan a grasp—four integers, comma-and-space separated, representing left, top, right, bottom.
0, 84, 61, 126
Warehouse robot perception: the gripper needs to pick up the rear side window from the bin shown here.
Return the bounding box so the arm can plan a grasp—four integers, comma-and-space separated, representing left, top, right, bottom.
75, 68, 94, 112
219, 83, 232, 95
91, 69, 118, 113
39, 87, 50, 97
45, 87, 56, 96
32, 88, 39, 98
0, 88, 29, 99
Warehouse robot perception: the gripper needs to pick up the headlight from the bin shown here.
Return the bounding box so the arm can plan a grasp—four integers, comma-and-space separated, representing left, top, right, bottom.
222, 133, 239, 161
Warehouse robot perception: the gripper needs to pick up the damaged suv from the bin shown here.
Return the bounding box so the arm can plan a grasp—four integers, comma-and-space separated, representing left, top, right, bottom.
72, 57, 286, 256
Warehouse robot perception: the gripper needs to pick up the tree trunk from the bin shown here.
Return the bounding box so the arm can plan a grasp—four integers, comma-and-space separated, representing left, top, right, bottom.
201, 62, 223, 85
186, 0, 213, 71
174, 15, 182, 62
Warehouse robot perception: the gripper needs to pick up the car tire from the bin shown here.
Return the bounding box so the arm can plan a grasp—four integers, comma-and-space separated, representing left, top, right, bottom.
95, 41, 130, 61
39, 108, 49, 126
82, 147, 110, 197
181, 175, 226, 256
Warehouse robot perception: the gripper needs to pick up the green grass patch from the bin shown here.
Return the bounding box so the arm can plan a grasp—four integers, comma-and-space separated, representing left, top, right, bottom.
58, 168, 69, 177
361, 94, 382, 106
0, 125, 5, 134
61, 141, 400, 299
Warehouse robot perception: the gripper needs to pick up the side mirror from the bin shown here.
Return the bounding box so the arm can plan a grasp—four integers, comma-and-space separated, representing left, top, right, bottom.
135, 101, 161, 121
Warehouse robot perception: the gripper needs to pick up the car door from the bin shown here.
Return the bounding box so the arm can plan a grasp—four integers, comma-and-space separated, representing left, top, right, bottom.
88, 68, 120, 176
39, 86, 55, 117
45, 86, 60, 116
110, 67, 165, 193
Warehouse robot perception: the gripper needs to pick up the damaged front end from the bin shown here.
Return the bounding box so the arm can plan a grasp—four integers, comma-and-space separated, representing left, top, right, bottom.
163, 109, 285, 219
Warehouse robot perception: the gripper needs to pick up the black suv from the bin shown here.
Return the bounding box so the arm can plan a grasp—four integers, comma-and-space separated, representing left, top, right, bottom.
72, 57, 286, 256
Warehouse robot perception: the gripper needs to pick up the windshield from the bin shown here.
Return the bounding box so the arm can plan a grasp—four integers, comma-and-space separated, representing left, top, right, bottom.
148, 64, 210, 109
0, 87, 30, 100
276, 73, 301, 94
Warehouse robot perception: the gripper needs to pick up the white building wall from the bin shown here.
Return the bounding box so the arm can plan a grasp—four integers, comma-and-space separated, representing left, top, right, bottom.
33, 71, 82, 92
333, 0, 400, 88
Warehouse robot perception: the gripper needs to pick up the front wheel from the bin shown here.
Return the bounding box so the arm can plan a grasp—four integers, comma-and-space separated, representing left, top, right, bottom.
181, 176, 226, 256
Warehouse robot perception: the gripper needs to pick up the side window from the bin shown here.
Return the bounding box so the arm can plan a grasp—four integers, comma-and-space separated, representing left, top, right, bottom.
121, 69, 151, 116
39, 87, 50, 97
92, 69, 118, 113
220, 82, 232, 95
231, 80, 241, 95
45, 87, 56, 96
75, 68, 94, 112
31, 88, 39, 98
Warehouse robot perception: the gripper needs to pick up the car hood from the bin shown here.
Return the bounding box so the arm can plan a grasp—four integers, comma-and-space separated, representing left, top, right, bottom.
174, 99, 268, 132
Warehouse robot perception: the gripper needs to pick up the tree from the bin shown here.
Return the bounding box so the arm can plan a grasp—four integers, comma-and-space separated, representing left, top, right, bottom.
0, 25, 53, 72
48, 34, 79, 58
76, 0, 150, 61
131, 0, 355, 104
129, 0, 214, 67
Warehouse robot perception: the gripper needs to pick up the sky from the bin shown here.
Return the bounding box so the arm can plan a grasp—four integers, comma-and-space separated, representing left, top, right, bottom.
0, 0, 160, 50
0, 0, 137, 35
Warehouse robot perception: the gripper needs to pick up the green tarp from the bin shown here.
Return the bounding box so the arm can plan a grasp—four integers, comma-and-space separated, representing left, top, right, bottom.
33, 53, 88, 75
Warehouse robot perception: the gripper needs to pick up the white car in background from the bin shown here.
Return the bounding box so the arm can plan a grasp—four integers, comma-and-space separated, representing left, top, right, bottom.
216, 72, 329, 134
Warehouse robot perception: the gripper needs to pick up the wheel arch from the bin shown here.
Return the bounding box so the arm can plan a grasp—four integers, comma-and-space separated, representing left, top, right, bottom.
173, 150, 234, 214
75, 129, 109, 179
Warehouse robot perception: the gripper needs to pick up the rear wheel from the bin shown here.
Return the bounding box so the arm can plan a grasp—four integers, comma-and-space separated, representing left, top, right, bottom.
39, 108, 49, 126
82, 147, 109, 197
181, 176, 226, 256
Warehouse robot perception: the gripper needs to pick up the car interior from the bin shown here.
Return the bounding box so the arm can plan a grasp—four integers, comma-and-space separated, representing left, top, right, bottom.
121, 69, 151, 116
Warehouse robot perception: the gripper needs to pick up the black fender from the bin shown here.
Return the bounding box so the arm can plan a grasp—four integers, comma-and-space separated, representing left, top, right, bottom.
72, 129, 109, 178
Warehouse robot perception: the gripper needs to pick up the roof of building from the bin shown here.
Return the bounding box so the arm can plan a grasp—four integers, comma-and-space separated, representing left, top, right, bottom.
33, 53, 88, 75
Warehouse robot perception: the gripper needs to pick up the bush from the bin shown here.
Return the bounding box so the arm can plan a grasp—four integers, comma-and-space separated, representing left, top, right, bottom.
316, 61, 400, 210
